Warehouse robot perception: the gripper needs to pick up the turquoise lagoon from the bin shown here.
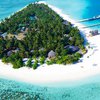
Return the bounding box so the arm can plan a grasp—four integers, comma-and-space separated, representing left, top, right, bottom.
0, 0, 100, 30
0, 75, 100, 100
0, 0, 100, 100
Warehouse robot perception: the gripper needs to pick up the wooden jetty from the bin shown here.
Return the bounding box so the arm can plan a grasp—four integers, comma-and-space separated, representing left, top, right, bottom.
77, 15, 100, 23
82, 23, 100, 28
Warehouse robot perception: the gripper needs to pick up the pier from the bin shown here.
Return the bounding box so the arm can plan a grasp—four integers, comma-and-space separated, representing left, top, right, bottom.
82, 23, 100, 28
77, 15, 100, 22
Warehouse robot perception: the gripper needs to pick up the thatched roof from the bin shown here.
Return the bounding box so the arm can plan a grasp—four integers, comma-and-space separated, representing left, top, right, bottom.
7, 51, 12, 56
1, 32, 7, 38
64, 45, 79, 53
90, 30, 99, 36
48, 50, 56, 58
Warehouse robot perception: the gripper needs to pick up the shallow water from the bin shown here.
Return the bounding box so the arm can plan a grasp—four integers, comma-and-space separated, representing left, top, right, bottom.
0, 0, 38, 20
0, 0, 100, 31
0, 76, 100, 100
46, 0, 100, 31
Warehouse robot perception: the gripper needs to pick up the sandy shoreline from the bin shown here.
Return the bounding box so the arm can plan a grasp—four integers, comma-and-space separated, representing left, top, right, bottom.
0, 1, 100, 86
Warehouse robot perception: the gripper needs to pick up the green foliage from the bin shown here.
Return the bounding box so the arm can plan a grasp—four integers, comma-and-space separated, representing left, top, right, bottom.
56, 53, 82, 65
0, 3, 85, 68
32, 60, 38, 69
40, 57, 45, 65
2, 56, 8, 63
46, 60, 54, 65
26, 58, 32, 67
13, 59, 23, 69
6, 53, 23, 68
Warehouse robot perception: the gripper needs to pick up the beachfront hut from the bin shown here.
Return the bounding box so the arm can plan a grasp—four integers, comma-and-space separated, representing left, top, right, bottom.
63, 20, 69, 25
48, 50, 56, 59
90, 30, 99, 36
21, 27, 26, 32
64, 45, 79, 53
7, 51, 12, 56
0, 32, 3, 35
12, 48, 20, 53
1, 32, 7, 38
29, 14, 38, 21
39, 48, 44, 51
64, 34, 69, 37
30, 49, 34, 53
69, 46, 79, 53
69, 37, 73, 41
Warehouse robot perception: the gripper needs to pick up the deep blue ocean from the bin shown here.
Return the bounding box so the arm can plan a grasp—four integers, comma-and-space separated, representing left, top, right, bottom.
0, 0, 100, 100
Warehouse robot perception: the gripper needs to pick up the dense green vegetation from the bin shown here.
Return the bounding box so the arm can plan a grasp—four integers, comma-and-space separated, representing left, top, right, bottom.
0, 3, 85, 69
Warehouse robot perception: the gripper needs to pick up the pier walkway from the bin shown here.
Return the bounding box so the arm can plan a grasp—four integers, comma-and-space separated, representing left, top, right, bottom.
81, 23, 100, 28
77, 15, 100, 23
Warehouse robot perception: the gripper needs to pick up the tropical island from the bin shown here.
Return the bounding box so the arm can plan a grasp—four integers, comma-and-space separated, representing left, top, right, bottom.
0, 3, 86, 69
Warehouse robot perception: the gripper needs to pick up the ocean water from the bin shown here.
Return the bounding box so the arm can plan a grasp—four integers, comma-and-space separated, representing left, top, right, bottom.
0, 0, 38, 20
0, 0, 100, 99
0, 75, 100, 100
46, 0, 100, 31
0, 0, 100, 30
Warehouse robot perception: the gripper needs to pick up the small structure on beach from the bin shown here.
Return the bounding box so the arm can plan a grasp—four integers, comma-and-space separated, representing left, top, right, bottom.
64, 45, 79, 53
30, 49, 34, 53
69, 46, 79, 53
0, 32, 3, 35
12, 48, 20, 53
29, 15, 37, 21
21, 27, 26, 32
7, 51, 12, 56
39, 48, 45, 51
7, 48, 20, 56
69, 37, 73, 41
63, 20, 69, 25
1, 32, 7, 38
90, 30, 100, 36
48, 50, 56, 59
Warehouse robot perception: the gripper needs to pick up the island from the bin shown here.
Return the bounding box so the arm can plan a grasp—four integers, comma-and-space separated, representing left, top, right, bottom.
0, 3, 86, 69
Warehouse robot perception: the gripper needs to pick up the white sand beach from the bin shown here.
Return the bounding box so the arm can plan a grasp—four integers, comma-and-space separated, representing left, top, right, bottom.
0, 1, 100, 86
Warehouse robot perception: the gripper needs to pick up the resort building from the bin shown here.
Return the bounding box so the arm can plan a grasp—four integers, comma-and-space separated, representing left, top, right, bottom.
48, 50, 56, 59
